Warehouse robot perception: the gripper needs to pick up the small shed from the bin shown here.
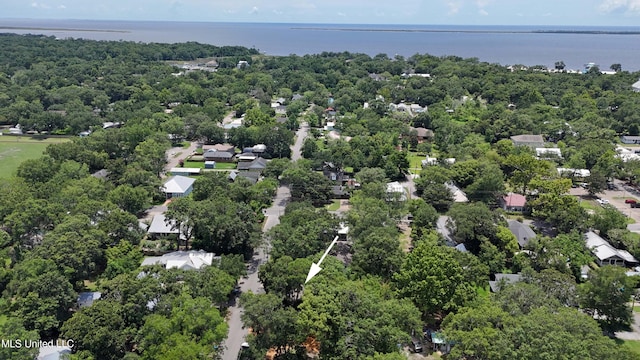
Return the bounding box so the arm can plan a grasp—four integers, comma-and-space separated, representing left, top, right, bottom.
205, 161, 216, 169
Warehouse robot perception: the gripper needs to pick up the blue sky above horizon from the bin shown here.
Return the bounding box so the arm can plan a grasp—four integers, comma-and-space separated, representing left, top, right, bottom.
3, 0, 640, 26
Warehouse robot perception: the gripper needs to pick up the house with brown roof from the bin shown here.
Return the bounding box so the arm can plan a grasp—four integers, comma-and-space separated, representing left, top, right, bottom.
409, 127, 434, 142
202, 143, 236, 153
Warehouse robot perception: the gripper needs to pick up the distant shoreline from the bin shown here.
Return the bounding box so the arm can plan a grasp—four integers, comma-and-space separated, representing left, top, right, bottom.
291, 27, 640, 35
0, 26, 129, 33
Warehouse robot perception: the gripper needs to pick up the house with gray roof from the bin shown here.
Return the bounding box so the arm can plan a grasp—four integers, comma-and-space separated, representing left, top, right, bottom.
510, 134, 544, 148
162, 175, 195, 199
507, 220, 536, 248
228, 170, 260, 184
147, 213, 185, 240
141, 250, 218, 271
489, 273, 522, 292
621, 135, 640, 144
237, 157, 268, 172
203, 149, 235, 162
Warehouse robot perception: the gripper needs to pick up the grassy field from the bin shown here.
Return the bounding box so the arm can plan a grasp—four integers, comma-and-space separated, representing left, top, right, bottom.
325, 200, 341, 211
184, 160, 237, 170
0, 136, 70, 178
408, 152, 424, 173
617, 339, 640, 356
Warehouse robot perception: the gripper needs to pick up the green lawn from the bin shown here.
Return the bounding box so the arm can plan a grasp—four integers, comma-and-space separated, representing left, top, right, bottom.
184, 160, 236, 170
215, 162, 238, 170
325, 200, 341, 211
0, 136, 70, 178
617, 339, 640, 356
408, 152, 424, 173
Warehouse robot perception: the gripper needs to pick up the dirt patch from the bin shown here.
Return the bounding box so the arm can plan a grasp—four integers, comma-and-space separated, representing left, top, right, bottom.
0, 147, 21, 159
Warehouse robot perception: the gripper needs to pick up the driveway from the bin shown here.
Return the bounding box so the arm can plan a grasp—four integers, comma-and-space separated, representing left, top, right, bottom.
221, 123, 309, 360
164, 141, 198, 174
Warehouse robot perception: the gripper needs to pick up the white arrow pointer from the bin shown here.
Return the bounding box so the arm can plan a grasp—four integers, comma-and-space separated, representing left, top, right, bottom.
305, 235, 339, 284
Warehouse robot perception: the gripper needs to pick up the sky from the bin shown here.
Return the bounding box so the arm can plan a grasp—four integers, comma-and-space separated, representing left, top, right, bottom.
3, 0, 640, 26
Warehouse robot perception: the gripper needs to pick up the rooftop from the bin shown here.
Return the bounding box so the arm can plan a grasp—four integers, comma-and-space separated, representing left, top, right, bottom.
147, 214, 181, 236
489, 273, 522, 292
503, 193, 527, 208
585, 231, 638, 263
163, 175, 196, 194
510, 134, 544, 144
141, 250, 218, 270
507, 220, 536, 248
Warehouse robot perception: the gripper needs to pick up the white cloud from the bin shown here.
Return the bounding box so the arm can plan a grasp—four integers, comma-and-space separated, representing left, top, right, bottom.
31, 2, 51, 9
58, 4, 66, 9
475, 0, 491, 7
445, 0, 462, 14
249, 6, 258, 14
599, 0, 640, 13
337, 11, 346, 16
479, 9, 488, 15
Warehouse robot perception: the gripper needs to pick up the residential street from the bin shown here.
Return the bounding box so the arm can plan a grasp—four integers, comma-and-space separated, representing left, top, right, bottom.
221, 122, 308, 360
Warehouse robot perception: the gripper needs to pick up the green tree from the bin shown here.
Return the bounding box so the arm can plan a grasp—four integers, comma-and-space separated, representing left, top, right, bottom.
259, 256, 310, 303
281, 166, 332, 206
240, 292, 305, 357
5, 258, 76, 337
593, 205, 629, 239
108, 184, 149, 215
394, 241, 475, 315
61, 300, 128, 360
0, 317, 39, 360
352, 228, 404, 280
137, 294, 227, 360
580, 265, 635, 331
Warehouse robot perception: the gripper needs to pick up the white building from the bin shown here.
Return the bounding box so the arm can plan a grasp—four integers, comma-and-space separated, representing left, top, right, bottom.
162, 175, 195, 198
141, 250, 217, 271
386, 181, 407, 201
585, 231, 638, 267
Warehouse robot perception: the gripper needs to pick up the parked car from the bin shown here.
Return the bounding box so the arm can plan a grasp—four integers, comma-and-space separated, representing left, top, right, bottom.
596, 199, 610, 205
632, 203, 640, 208
410, 341, 423, 353
625, 199, 637, 204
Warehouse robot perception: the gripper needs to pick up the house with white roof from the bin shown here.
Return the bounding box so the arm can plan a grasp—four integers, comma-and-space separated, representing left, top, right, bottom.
557, 168, 591, 178
162, 175, 195, 199
585, 231, 638, 267
386, 181, 407, 201
616, 145, 640, 162
445, 182, 468, 203
632, 79, 640, 92
141, 250, 218, 270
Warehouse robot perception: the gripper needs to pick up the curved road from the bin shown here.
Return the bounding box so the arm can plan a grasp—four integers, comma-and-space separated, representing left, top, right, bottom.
221, 122, 309, 360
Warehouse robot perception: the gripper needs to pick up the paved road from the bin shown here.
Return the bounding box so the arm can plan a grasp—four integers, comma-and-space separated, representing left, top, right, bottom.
291, 122, 309, 161
221, 122, 308, 360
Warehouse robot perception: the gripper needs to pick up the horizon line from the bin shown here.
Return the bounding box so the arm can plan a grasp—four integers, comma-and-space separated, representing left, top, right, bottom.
2, 17, 640, 29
